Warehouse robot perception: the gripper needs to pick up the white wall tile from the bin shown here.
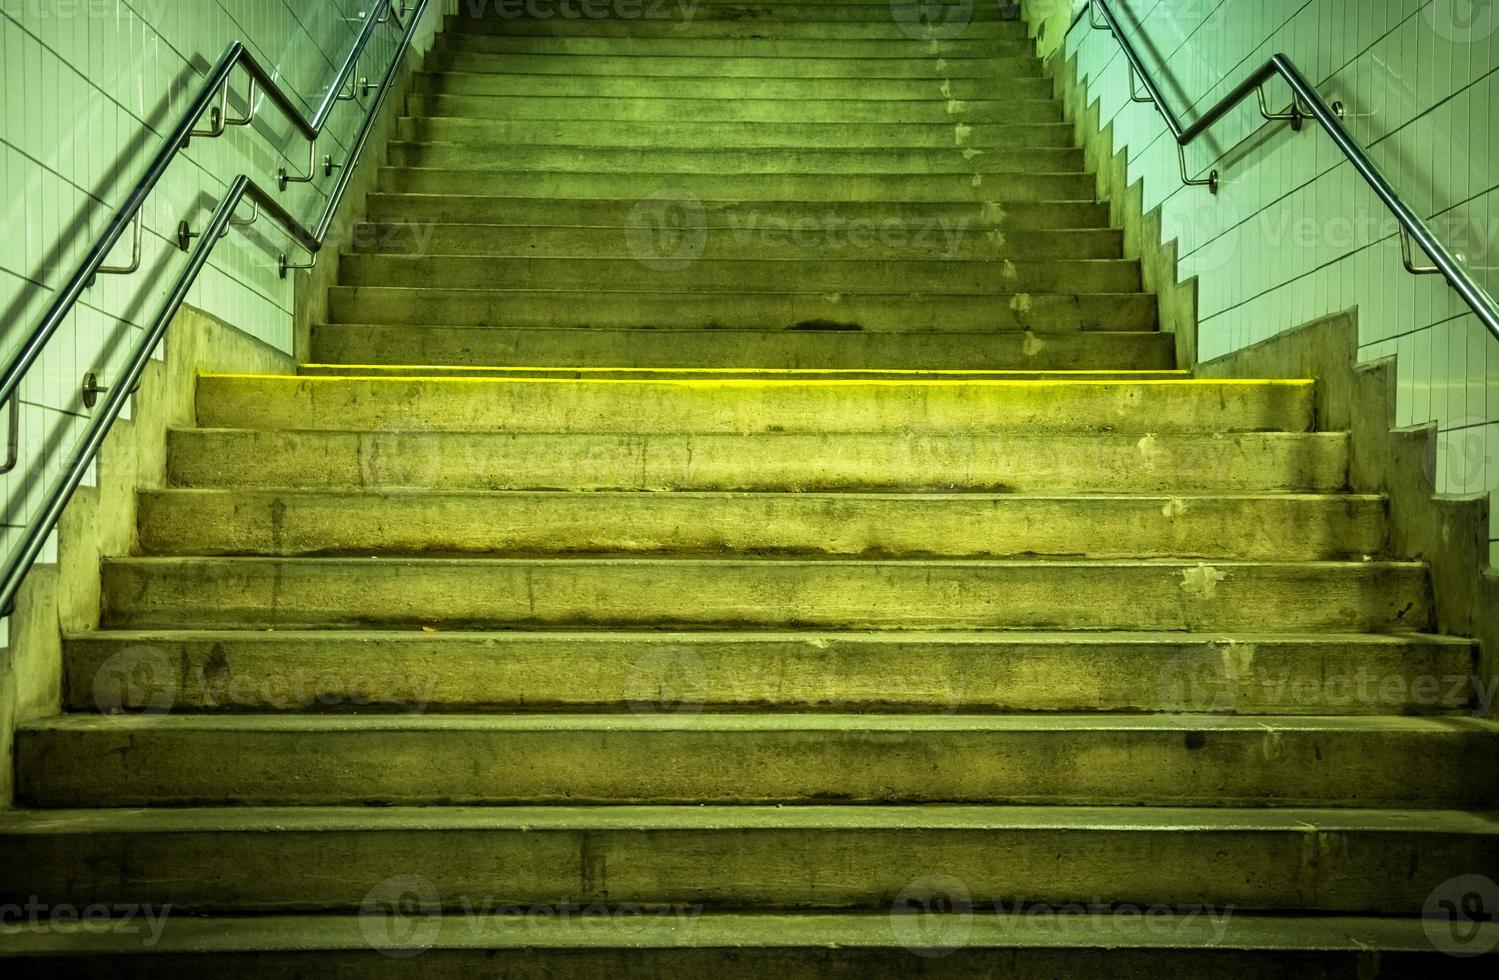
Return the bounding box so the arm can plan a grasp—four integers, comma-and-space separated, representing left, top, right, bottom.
0, 0, 452, 586
1065, 0, 1499, 558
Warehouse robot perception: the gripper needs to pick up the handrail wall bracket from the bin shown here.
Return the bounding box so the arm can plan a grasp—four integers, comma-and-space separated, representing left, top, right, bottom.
1078, 0, 1498, 344
0, 0, 433, 617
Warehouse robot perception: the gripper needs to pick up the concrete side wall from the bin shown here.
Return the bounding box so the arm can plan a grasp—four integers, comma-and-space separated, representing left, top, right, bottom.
0, 308, 295, 809
1199, 310, 1499, 700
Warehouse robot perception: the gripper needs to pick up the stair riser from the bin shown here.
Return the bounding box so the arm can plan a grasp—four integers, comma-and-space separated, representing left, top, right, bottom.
326, 288, 1156, 332
349, 223, 1126, 261
63, 632, 1476, 715
448, 10, 1031, 33
335, 255, 1142, 295
20, 724, 1492, 808
4, 822, 1485, 914
362, 195, 1113, 230
99, 559, 1429, 632
6, 947, 1490, 979
135, 492, 1386, 561
433, 34, 1034, 58
379, 168, 1093, 202
395, 116, 1072, 149
192, 377, 1312, 434
166, 430, 1351, 494
384, 142, 1088, 174
310, 324, 1173, 370
405, 93, 1063, 123
431, 52, 1042, 76
409, 73, 1055, 102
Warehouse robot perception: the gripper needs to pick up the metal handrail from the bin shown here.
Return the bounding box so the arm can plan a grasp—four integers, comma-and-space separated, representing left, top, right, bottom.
0, 0, 431, 615
1080, 0, 1499, 344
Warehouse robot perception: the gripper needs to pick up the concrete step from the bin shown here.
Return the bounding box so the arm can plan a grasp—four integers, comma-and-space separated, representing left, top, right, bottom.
297, 365, 1189, 380
335, 254, 1141, 295
431, 49, 1044, 78
191, 376, 1313, 434
448, 10, 1031, 34
309, 323, 1174, 370
98, 556, 1429, 632
3, 805, 1493, 913
325, 287, 1155, 332
62, 629, 1479, 715
447, 19, 1027, 42
379, 167, 1092, 201
432, 33, 1033, 59
134, 490, 1386, 561
20, 714, 1498, 809
404, 93, 1063, 123
362, 193, 1112, 229
2, 911, 1493, 977
165, 429, 1351, 493
408, 71, 1056, 102
383, 141, 1088, 174
347, 222, 1126, 261
396, 114, 1072, 148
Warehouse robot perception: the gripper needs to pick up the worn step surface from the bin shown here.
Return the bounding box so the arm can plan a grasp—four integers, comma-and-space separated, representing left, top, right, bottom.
393, 115, 1077, 150
20, 714, 1499, 809
362, 194, 1113, 229
408, 72, 1057, 102
297, 365, 1190, 380
166, 428, 1352, 493
347, 221, 1125, 260
431, 34, 1033, 59
384, 142, 1087, 174
62, 629, 1480, 715
98, 556, 1430, 632
4, 912, 1494, 978
380, 166, 1090, 198
135, 490, 1387, 560
446, 12, 1029, 36
326, 287, 1156, 333
192, 376, 1312, 434
308, 324, 1174, 370
3, 805, 1493, 914
431, 51, 1044, 77
335, 254, 1140, 294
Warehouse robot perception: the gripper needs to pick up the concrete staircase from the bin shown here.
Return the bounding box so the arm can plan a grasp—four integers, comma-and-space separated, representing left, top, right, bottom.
5, 1, 1497, 974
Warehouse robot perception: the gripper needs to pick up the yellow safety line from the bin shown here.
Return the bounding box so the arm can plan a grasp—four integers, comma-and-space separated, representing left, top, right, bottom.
206, 372, 1314, 387
300, 363, 1196, 377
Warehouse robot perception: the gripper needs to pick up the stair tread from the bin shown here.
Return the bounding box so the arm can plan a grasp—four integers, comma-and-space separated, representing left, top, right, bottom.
106, 556, 1419, 567
144, 488, 1379, 499
6, 804, 1495, 832
0, 910, 1485, 956
66, 628, 1474, 645
26, 714, 1498, 734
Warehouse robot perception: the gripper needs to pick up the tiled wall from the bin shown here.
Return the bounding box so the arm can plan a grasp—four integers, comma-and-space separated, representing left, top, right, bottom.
1049, 0, 1499, 562
0, 0, 445, 605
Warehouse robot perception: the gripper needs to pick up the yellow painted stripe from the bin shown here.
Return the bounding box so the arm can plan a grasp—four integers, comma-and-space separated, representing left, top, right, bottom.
207, 373, 1313, 388
300, 364, 1194, 377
